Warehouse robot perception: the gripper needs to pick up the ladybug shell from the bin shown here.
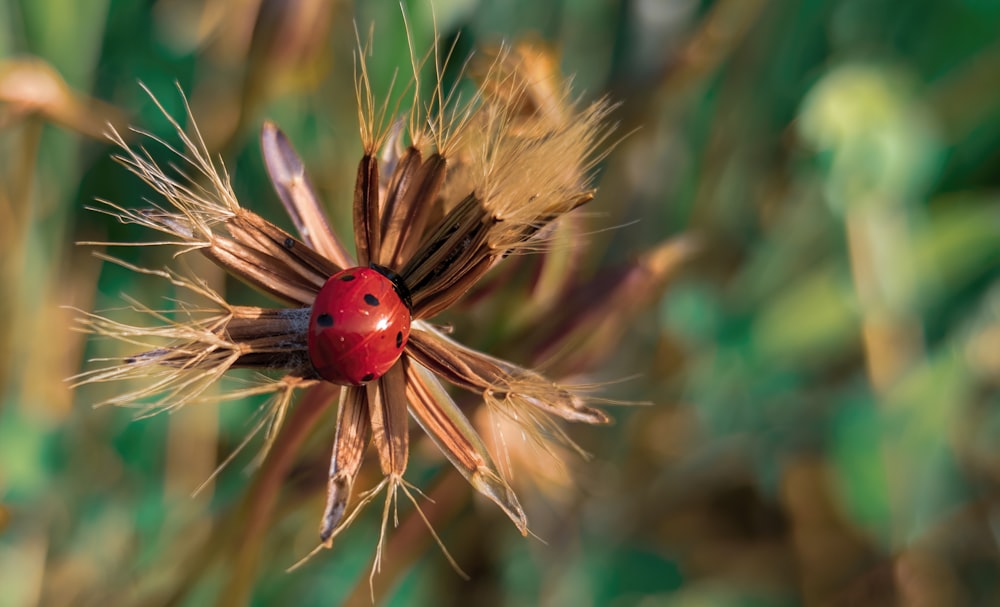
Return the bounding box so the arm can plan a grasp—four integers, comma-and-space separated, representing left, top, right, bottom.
308, 267, 411, 385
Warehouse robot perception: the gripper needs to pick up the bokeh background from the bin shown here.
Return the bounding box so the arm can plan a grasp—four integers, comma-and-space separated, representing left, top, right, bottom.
3, 0, 1000, 605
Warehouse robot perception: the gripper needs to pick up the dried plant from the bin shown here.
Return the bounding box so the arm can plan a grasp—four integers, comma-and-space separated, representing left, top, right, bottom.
73, 37, 617, 578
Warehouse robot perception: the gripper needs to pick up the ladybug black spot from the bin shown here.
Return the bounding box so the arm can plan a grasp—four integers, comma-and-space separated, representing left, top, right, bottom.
396, 331, 403, 348
283, 237, 295, 249
361, 373, 375, 382
316, 313, 334, 328
364, 293, 379, 306
340, 274, 356, 282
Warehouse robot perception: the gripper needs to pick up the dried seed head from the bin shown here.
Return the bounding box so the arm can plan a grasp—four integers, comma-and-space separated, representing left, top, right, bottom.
77, 28, 626, 583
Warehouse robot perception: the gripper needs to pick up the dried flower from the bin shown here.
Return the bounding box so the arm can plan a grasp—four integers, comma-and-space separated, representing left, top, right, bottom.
74, 39, 615, 570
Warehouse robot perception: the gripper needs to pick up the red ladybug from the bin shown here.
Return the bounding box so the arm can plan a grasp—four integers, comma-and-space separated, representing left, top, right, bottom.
308, 267, 411, 385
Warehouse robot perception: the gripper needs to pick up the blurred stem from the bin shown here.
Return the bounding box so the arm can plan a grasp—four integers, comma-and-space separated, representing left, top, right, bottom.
6, 118, 42, 214
656, 0, 770, 100
844, 206, 927, 600
780, 205, 926, 606
845, 209, 925, 392
219, 381, 338, 607
0, 118, 42, 406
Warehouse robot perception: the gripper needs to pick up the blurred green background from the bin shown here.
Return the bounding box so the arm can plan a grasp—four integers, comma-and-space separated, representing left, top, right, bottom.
3, 0, 1000, 605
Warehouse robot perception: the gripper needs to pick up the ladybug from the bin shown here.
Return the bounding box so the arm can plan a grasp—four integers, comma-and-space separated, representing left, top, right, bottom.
307, 266, 411, 385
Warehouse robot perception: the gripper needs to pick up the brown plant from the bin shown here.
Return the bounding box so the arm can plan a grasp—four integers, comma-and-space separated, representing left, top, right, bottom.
73, 38, 617, 581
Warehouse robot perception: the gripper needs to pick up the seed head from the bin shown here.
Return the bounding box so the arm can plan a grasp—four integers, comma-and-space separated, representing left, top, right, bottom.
74, 36, 618, 580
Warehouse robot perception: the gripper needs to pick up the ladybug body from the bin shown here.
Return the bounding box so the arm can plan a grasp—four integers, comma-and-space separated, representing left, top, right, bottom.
308, 267, 411, 385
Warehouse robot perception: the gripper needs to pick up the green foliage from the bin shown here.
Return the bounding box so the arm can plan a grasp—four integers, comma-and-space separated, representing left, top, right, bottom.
3, 0, 1000, 605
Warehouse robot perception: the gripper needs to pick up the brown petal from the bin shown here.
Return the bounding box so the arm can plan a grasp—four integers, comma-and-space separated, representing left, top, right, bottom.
404, 360, 527, 534
377, 146, 421, 263
261, 122, 355, 269
320, 385, 370, 544
368, 360, 409, 476
399, 193, 494, 317
407, 326, 609, 425
224, 306, 311, 369
125, 306, 311, 373
379, 151, 447, 269
352, 154, 380, 266
202, 235, 318, 306
223, 306, 309, 341
199, 209, 340, 306
226, 210, 338, 288
409, 255, 496, 320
